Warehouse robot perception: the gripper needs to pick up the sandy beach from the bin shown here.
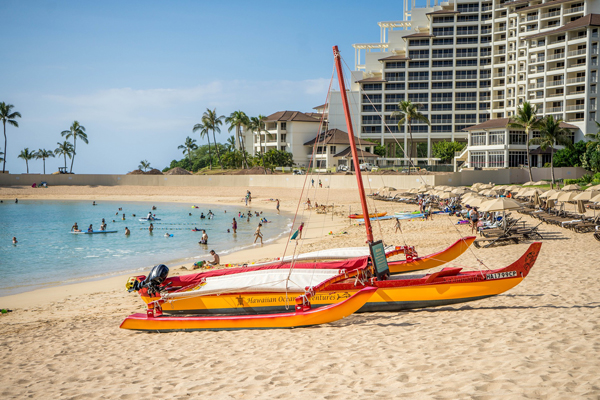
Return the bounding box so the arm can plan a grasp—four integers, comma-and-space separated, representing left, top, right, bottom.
1, 184, 600, 399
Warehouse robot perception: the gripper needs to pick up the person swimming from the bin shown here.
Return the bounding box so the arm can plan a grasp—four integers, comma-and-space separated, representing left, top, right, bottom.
122, 213, 126, 220
200, 213, 205, 219
12, 237, 17, 244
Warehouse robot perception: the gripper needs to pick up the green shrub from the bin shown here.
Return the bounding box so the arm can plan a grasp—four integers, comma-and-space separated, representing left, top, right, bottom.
580, 173, 594, 184
564, 178, 579, 185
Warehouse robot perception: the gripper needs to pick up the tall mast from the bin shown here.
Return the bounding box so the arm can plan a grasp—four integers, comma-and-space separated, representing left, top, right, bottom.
333, 45, 374, 243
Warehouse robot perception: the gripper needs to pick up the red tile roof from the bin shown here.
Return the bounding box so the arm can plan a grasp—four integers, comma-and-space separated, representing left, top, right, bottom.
264, 111, 320, 123
526, 14, 600, 39
333, 147, 379, 158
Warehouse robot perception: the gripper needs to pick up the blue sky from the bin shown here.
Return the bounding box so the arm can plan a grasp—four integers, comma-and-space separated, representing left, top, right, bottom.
1, 0, 416, 174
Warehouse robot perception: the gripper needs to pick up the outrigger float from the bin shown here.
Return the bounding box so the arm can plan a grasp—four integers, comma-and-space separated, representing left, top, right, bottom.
120, 46, 541, 332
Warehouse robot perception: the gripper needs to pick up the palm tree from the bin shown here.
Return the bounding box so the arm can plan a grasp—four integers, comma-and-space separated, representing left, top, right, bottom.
225, 135, 236, 152
192, 122, 212, 169
138, 160, 151, 171
202, 108, 225, 169
54, 141, 74, 170
248, 116, 268, 171
178, 136, 199, 161
585, 121, 600, 144
61, 121, 88, 173
0, 102, 22, 173
529, 115, 573, 186
225, 110, 250, 168
36, 148, 55, 174
392, 101, 430, 175
18, 148, 36, 173
509, 102, 541, 181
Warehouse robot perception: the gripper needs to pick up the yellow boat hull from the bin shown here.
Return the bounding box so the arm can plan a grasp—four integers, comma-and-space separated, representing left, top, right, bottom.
389, 236, 475, 274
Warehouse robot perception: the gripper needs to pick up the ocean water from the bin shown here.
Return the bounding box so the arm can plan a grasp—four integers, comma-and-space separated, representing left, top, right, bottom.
0, 200, 292, 296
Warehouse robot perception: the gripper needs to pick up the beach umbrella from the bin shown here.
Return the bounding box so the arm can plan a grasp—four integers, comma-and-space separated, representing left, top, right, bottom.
438, 192, 452, 199
586, 184, 600, 191
547, 191, 564, 201
539, 189, 557, 198
533, 181, 546, 186
522, 188, 543, 197
480, 184, 494, 190
523, 181, 536, 186
408, 188, 419, 194
533, 191, 541, 207
451, 188, 467, 195
478, 197, 523, 212
590, 193, 600, 203
562, 184, 581, 191
557, 192, 579, 202
485, 189, 499, 197
573, 191, 600, 201
467, 197, 486, 207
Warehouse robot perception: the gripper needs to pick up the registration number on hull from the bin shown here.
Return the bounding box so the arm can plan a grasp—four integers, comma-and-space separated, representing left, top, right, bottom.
486, 270, 517, 280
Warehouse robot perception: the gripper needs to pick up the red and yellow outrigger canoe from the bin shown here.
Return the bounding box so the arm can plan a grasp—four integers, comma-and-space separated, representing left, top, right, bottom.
348, 212, 387, 219
133, 242, 540, 316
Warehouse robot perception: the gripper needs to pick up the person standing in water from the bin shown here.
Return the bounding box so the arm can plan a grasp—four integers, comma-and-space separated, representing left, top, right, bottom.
199, 230, 208, 245
232, 218, 237, 234
12, 237, 17, 244
254, 223, 263, 244
149, 223, 154, 233
122, 213, 126, 220
125, 227, 130, 235
276, 199, 280, 214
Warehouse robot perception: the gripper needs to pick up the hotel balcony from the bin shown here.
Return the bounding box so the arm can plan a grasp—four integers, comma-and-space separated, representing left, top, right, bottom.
540, 10, 561, 19
566, 104, 585, 112
547, 52, 564, 61
567, 49, 587, 58
547, 80, 565, 87
564, 6, 584, 15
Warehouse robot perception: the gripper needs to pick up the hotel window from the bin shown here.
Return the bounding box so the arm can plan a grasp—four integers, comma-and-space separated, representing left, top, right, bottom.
457, 15, 478, 22
280, 146, 287, 152
408, 71, 429, 81
509, 130, 527, 145
480, 36, 492, 44
385, 93, 405, 103
432, 93, 452, 102
432, 49, 453, 58
362, 83, 382, 91
509, 151, 527, 167
432, 103, 453, 111
455, 125, 470, 132
385, 62, 406, 69
480, 58, 491, 66
432, 16, 454, 23
489, 131, 505, 145
385, 83, 405, 90
431, 125, 452, 132
408, 93, 428, 103
456, 48, 478, 58
488, 151, 505, 167
456, 81, 478, 88
409, 82, 429, 90
479, 114, 490, 122
479, 103, 491, 110
456, 59, 478, 67
432, 60, 454, 68
408, 39, 430, 46
590, 112, 596, 121
280, 134, 287, 142
457, 3, 479, 12
412, 125, 429, 133
480, 81, 491, 88
471, 133, 486, 146
470, 151, 486, 168
457, 26, 478, 35
330, 146, 336, 154
456, 92, 478, 102
432, 27, 454, 36
280, 122, 286, 131
362, 126, 382, 133
409, 50, 429, 59
385, 72, 405, 81
409, 61, 429, 68
455, 114, 477, 124
362, 94, 381, 103
432, 38, 453, 45
432, 82, 453, 89
385, 104, 399, 112
431, 115, 452, 124
432, 71, 452, 80
362, 115, 381, 124
455, 103, 477, 110
362, 104, 382, 112
385, 115, 401, 124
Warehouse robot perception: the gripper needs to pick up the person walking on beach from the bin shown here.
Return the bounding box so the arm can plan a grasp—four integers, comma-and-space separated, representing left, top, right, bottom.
311, 179, 315, 187
395, 218, 401, 233
245, 190, 250, 206
306, 198, 311, 209
276, 199, 280, 214
470, 207, 479, 234
319, 179, 322, 188
298, 222, 304, 240
254, 223, 263, 244
125, 227, 130, 236
149, 223, 154, 233
232, 217, 237, 234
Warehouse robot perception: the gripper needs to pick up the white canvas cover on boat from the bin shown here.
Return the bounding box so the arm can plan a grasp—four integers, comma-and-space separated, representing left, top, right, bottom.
163, 268, 343, 299
252, 246, 394, 266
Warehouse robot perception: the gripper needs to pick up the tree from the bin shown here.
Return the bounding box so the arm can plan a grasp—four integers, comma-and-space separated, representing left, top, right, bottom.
581, 143, 600, 173
585, 121, 600, 144
365, 139, 386, 157
529, 115, 573, 185
0, 102, 22, 173
54, 141, 74, 170
178, 136, 198, 161
553, 140, 587, 168
18, 148, 36, 173
225, 110, 250, 168
392, 101, 430, 174
225, 135, 236, 152
36, 148, 55, 174
202, 108, 225, 169
192, 123, 212, 169
509, 102, 541, 181
263, 149, 294, 170
432, 141, 467, 164
139, 160, 151, 171
61, 121, 88, 173
248, 115, 267, 171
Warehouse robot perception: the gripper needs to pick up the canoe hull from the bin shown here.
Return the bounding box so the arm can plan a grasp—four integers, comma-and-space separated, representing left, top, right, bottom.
120, 287, 377, 332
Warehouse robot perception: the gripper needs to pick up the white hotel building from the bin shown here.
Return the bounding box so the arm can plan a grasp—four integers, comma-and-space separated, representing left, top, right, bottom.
326, 0, 600, 170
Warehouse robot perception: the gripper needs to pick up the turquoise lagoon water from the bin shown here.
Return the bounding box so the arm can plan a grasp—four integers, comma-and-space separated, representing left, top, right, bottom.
0, 200, 292, 296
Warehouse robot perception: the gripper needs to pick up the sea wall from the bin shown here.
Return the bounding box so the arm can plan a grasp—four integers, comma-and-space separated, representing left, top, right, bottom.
0, 167, 589, 189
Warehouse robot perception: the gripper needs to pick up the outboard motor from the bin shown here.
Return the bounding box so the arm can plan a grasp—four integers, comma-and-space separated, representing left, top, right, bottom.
127, 264, 170, 294
142, 264, 169, 296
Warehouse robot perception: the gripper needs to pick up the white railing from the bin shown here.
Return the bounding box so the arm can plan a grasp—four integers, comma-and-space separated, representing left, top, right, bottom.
497, 49, 506, 54
432, 54, 453, 58
408, 76, 430, 81
547, 80, 565, 87
455, 97, 478, 102
567, 49, 587, 57
482, 5, 493, 11
547, 107, 563, 113
494, 72, 506, 77
547, 52, 564, 60
541, 10, 561, 19
530, 56, 545, 63
566, 104, 585, 111
495, 95, 505, 100
568, 91, 586, 96
431, 76, 452, 80
564, 6, 584, 14
527, 15, 538, 21
546, 93, 563, 98
529, 83, 545, 89
566, 77, 586, 84
548, 39, 566, 45
481, 28, 492, 34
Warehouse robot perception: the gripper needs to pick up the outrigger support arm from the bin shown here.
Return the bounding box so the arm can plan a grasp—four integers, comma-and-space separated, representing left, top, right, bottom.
333, 45, 374, 243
